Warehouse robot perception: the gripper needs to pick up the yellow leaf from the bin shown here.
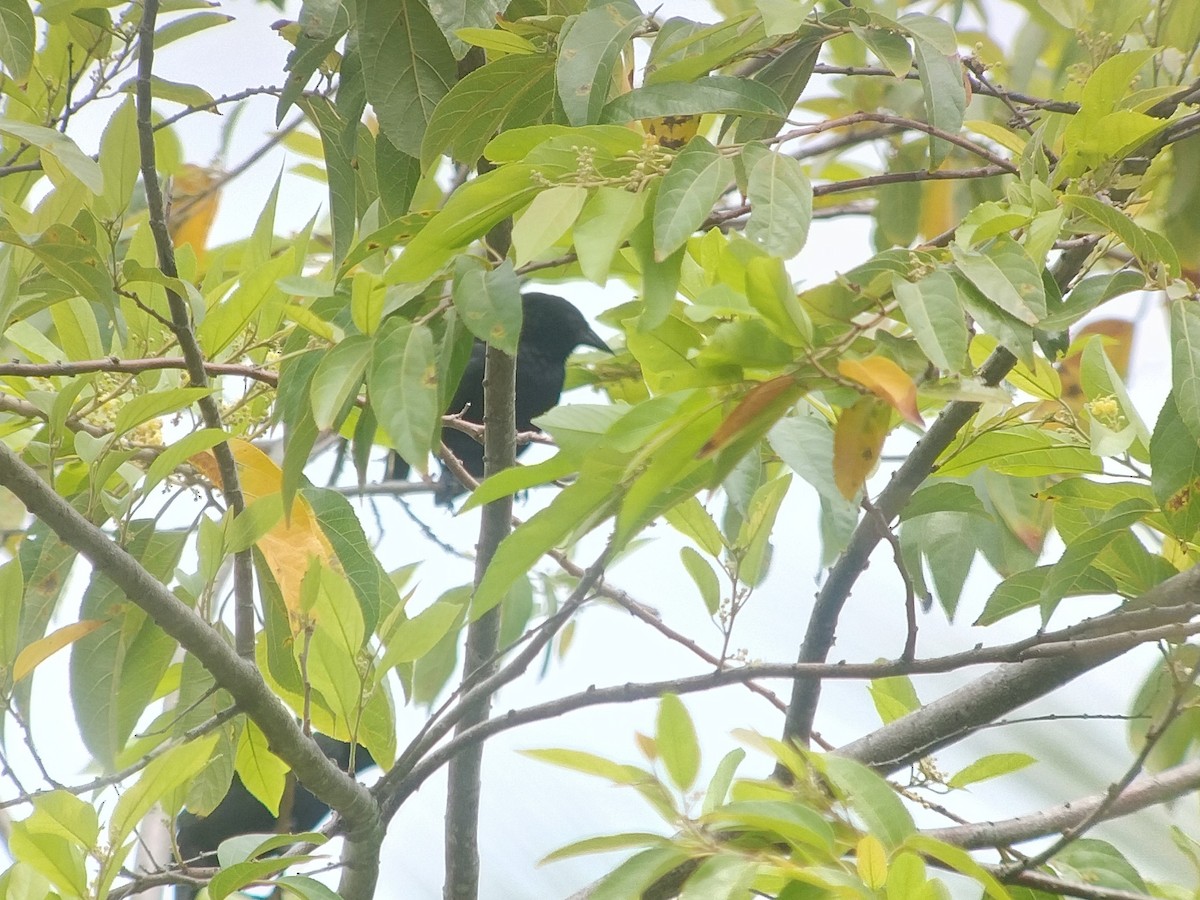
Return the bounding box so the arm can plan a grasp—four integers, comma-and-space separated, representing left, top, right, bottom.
838, 356, 923, 425
168, 163, 221, 264
856, 834, 888, 889
13, 620, 105, 682
190, 439, 336, 626
645, 115, 701, 149
833, 397, 890, 500
919, 178, 956, 240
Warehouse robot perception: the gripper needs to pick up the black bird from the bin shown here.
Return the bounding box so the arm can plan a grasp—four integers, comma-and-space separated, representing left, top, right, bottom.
174, 734, 374, 898
390, 292, 610, 504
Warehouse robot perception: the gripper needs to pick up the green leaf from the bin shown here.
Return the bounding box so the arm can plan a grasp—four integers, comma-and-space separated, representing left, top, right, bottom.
769, 412, 853, 506
1151, 393, 1200, 541
512, 184, 589, 265
1051, 838, 1147, 894
679, 546, 720, 615
112, 387, 211, 440
906, 27, 965, 168
574, 186, 647, 284
588, 847, 692, 900
385, 164, 540, 284
96, 99, 140, 218
900, 482, 987, 521
126, 74, 216, 108
0, 556, 23, 673
1170, 299, 1200, 442
1065, 195, 1179, 281
951, 244, 1040, 326
628, 187, 685, 329
274, 875, 345, 900
1039, 496, 1154, 619
379, 599, 463, 668
304, 486, 401, 636
664, 497, 725, 557
601, 76, 788, 123
357, 0, 456, 158
70, 524, 187, 768
426, 0, 507, 58
893, 269, 969, 373
746, 255, 812, 347
703, 800, 836, 852
523, 747, 655, 785
823, 756, 914, 848
370, 322, 439, 474
976, 565, 1050, 626
745, 148, 812, 259
541, 832, 670, 863
108, 734, 219, 852
1040, 270, 1145, 332
948, 752, 1036, 789
935, 426, 1100, 478
734, 38, 821, 143
0, 118, 103, 193
310, 335, 370, 431
557, 4, 644, 126
235, 719, 287, 818
471, 477, 615, 617
208, 854, 321, 900
869, 675, 921, 724
296, 95, 357, 268
0, 0, 34, 79
701, 748, 744, 815
7, 819, 88, 898
904, 835, 1011, 898
422, 52, 555, 169
680, 855, 758, 899
855, 19, 912, 77
653, 136, 733, 261
657, 694, 700, 791
451, 256, 523, 355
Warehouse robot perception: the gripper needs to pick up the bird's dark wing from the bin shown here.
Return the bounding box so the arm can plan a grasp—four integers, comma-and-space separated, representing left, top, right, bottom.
174, 737, 374, 898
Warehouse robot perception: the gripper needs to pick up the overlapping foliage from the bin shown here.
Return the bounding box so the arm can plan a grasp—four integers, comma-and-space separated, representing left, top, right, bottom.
2, 0, 1200, 897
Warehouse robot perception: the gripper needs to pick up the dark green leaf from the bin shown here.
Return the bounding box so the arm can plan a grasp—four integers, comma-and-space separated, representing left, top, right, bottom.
357, 0, 456, 158
557, 4, 644, 126
602, 76, 787, 123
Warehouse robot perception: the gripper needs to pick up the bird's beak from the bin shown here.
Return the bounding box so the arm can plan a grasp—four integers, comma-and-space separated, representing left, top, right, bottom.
582, 326, 612, 354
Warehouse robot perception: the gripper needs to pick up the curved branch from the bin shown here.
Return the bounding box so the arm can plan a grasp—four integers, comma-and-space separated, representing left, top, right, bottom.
135, 0, 255, 657
926, 759, 1200, 850
781, 239, 1098, 749
836, 565, 1200, 773
0, 445, 382, 900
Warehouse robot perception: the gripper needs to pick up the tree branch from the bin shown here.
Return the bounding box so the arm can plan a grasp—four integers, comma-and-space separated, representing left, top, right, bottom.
135, 0, 255, 657
0, 445, 382, 900
781, 239, 1098, 749
926, 759, 1200, 850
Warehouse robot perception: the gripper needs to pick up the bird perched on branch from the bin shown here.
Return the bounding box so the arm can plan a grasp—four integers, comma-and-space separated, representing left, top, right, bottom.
174, 734, 374, 898
390, 292, 610, 505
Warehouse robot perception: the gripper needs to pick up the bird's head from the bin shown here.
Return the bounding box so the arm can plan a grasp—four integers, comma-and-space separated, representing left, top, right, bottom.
519, 292, 611, 360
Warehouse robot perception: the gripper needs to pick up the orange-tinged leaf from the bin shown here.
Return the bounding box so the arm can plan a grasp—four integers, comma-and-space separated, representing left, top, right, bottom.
190, 439, 336, 625
168, 163, 221, 262
14, 620, 105, 682
838, 357, 923, 425
699, 376, 801, 458
833, 397, 890, 500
